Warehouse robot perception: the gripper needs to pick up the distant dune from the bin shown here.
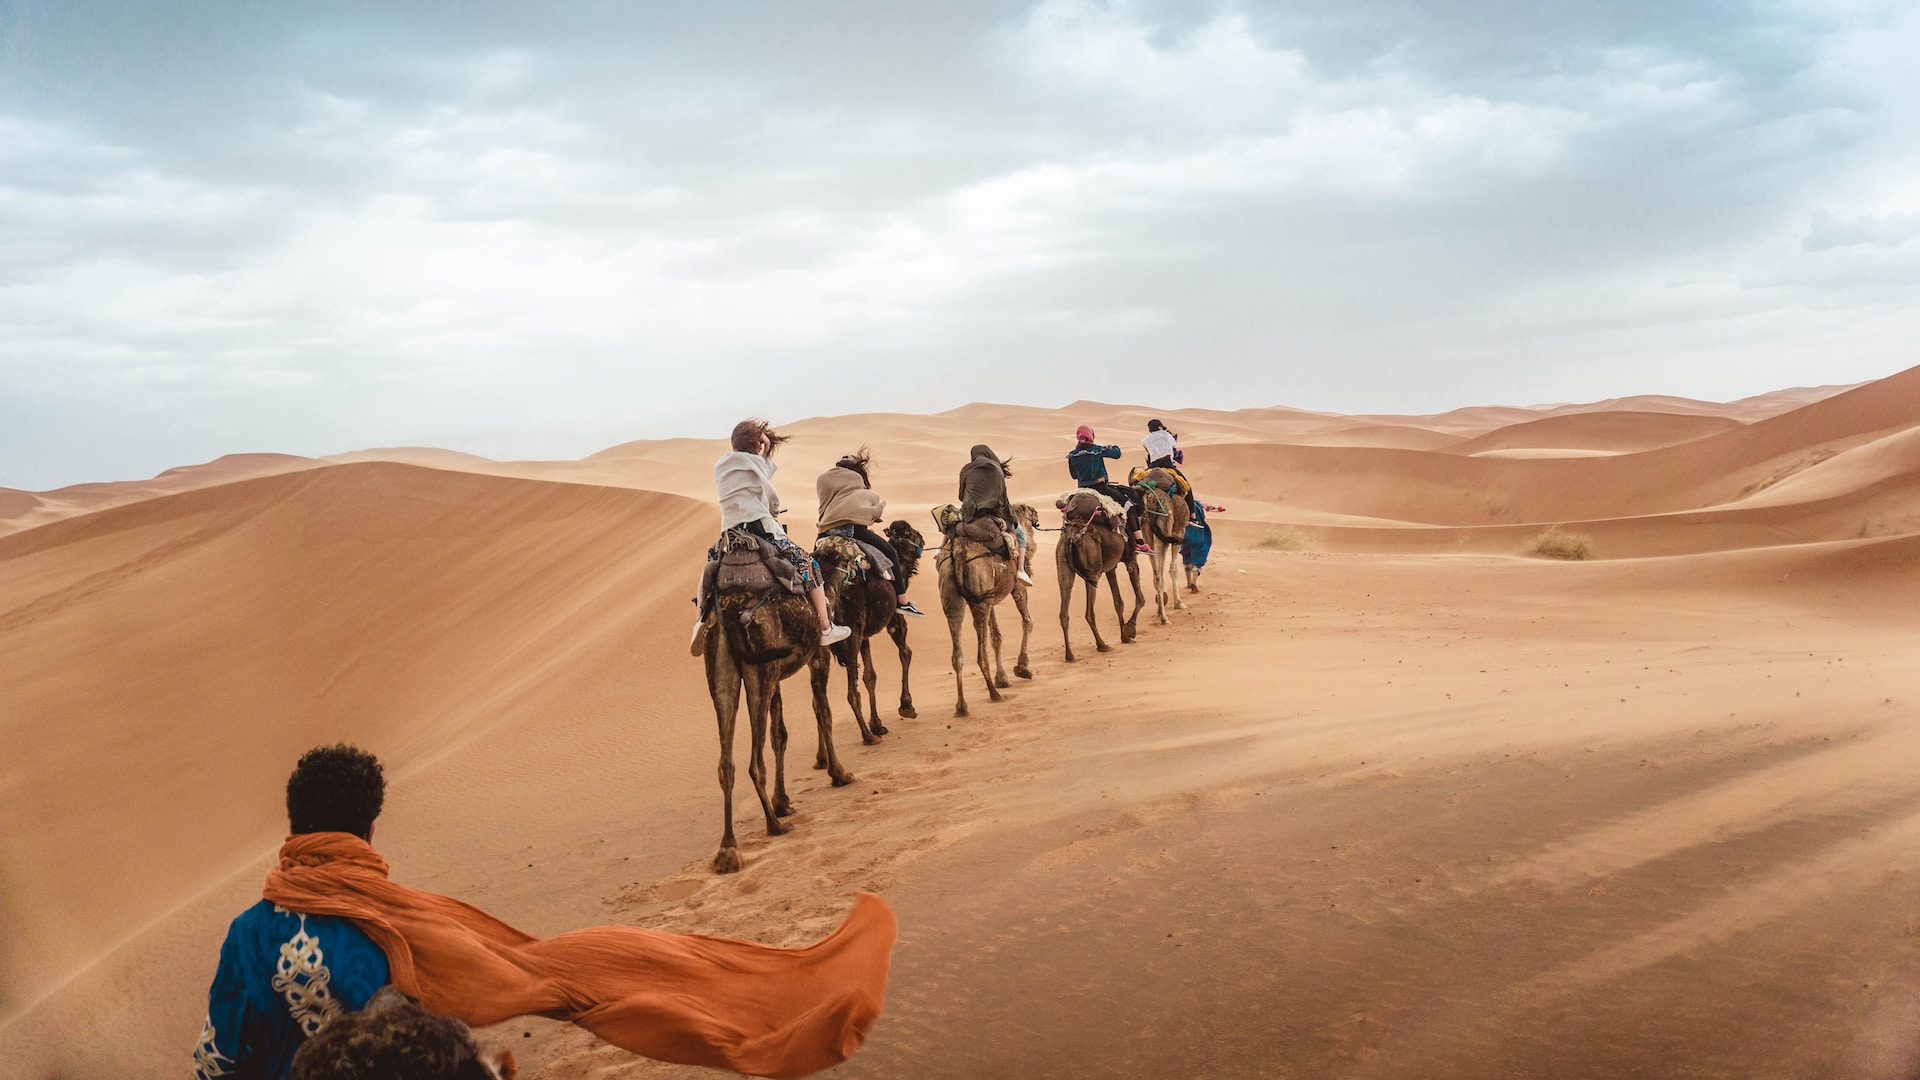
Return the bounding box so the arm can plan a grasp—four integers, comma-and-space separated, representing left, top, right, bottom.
4, 368, 1918, 1078
1449, 411, 1744, 456
0, 453, 322, 537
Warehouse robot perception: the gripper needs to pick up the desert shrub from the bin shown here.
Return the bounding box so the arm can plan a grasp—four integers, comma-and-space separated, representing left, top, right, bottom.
1254, 527, 1310, 552
1525, 527, 1596, 561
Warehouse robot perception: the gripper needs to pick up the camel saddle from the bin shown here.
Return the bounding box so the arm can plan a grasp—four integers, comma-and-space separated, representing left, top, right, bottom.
1129, 465, 1191, 500
701, 528, 806, 619
931, 502, 1013, 556
1057, 490, 1126, 534
817, 528, 894, 582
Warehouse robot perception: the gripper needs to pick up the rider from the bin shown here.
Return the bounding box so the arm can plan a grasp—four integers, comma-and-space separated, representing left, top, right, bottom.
956, 444, 1034, 586
1141, 419, 1201, 517
694, 418, 852, 654
816, 448, 925, 618
1067, 425, 1148, 553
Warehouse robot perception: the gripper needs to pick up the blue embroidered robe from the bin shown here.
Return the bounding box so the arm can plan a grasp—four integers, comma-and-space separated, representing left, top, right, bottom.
194, 899, 390, 1079
1181, 503, 1213, 568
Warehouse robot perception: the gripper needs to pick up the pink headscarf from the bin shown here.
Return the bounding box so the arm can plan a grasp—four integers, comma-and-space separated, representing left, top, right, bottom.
1074, 425, 1095, 444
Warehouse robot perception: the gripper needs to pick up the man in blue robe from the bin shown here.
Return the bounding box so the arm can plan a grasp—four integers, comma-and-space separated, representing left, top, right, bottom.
194, 745, 392, 1079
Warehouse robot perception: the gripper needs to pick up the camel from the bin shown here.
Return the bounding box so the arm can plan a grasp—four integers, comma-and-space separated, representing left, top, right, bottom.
700, 532, 847, 874
934, 504, 1037, 717
1054, 490, 1143, 660
809, 519, 926, 756
1137, 467, 1192, 625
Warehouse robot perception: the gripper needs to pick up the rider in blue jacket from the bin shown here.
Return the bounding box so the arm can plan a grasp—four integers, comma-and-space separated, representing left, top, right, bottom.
1066, 425, 1147, 551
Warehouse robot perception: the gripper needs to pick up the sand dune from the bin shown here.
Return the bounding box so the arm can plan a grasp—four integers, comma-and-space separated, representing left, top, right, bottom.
3, 367, 1919, 1078
0, 463, 714, 1020
1450, 411, 1743, 456
0, 453, 323, 537
1202, 365, 1920, 534
323, 446, 500, 469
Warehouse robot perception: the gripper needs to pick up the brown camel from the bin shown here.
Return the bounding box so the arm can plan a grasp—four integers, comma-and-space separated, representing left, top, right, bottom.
1137, 468, 1192, 625
934, 504, 1036, 717
808, 519, 926, 756
701, 533, 847, 874
1054, 490, 1142, 660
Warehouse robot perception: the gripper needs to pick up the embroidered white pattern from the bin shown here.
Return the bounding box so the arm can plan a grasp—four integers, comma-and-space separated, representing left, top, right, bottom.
192, 1015, 233, 1078
271, 914, 343, 1036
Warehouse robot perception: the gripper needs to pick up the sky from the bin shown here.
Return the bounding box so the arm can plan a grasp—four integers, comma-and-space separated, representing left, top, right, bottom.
2, 0, 1917, 490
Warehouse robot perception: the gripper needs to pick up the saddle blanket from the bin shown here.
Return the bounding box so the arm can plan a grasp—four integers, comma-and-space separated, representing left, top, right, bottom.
1056, 489, 1126, 529
818, 527, 895, 580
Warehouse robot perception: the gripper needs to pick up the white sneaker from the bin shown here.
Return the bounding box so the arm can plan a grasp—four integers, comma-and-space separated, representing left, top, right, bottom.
821, 623, 852, 645
1016, 570, 1035, 586
689, 618, 708, 657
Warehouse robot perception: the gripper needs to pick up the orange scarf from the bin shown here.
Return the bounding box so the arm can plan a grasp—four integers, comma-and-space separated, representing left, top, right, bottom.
262, 833, 894, 1078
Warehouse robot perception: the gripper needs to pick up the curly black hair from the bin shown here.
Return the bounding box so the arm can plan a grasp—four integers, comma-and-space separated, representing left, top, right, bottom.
286, 744, 385, 838
290, 989, 499, 1080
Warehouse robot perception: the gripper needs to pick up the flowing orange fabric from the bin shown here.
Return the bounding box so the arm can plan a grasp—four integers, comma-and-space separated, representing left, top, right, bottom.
262, 833, 895, 1078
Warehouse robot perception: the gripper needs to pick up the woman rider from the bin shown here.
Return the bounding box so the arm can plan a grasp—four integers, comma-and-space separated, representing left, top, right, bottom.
693, 418, 853, 654
816, 448, 925, 617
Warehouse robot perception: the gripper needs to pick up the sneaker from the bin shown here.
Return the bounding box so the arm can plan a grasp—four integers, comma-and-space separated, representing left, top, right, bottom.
1134, 541, 1153, 554
1015, 569, 1035, 586
689, 618, 708, 657
896, 600, 927, 618
821, 623, 853, 645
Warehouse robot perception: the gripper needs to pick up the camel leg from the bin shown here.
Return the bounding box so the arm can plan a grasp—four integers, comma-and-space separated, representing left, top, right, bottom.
844, 641, 877, 746
709, 640, 745, 874
1012, 582, 1034, 680
1121, 548, 1144, 642
944, 580, 970, 717
1097, 569, 1120, 652
809, 650, 832, 771
984, 605, 1008, 696
889, 613, 917, 720
809, 648, 854, 785
741, 667, 788, 838
1169, 537, 1188, 610
1152, 541, 1171, 625
770, 684, 793, 817
859, 637, 885, 740
1058, 560, 1078, 664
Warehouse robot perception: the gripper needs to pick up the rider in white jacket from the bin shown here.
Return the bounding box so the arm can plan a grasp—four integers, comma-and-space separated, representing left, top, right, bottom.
693, 420, 852, 654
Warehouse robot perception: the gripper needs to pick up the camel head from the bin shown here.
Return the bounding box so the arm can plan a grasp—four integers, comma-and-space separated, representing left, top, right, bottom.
884, 519, 925, 584
291, 986, 517, 1079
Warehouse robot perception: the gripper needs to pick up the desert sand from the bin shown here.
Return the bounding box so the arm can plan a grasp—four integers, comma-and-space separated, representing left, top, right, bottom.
3, 369, 1918, 1078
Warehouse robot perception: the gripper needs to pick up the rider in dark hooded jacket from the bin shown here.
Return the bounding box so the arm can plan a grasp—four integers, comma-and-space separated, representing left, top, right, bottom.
955, 444, 1034, 586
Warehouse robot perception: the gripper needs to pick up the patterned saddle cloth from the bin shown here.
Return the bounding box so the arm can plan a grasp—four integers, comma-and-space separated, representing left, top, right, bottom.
817, 528, 894, 580
702, 528, 807, 617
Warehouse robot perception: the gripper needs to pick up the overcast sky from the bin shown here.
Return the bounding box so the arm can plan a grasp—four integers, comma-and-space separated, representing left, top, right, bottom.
3, 1, 1917, 489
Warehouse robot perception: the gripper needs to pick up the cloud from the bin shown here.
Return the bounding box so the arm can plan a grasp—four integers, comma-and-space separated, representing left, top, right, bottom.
1, 0, 1917, 487
1804, 209, 1920, 250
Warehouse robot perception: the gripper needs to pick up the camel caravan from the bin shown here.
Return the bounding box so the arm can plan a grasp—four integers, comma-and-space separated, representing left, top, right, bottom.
691, 418, 1215, 873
